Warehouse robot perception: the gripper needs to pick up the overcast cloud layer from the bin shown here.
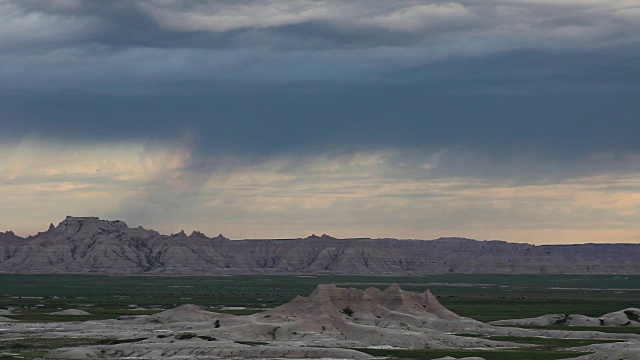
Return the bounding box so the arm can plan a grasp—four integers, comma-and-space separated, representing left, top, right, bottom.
1, 0, 639, 243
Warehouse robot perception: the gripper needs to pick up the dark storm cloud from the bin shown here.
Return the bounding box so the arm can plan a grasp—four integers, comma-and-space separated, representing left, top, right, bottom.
1, 0, 639, 181
2, 0, 638, 90
3, 73, 638, 182
3, 0, 638, 59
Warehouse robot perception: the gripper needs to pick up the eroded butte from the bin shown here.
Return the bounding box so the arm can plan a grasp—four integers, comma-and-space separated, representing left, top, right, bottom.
2, 284, 640, 359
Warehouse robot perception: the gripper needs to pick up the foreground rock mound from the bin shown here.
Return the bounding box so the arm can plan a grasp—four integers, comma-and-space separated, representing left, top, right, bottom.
130, 284, 512, 350
143, 304, 234, 324
46, 343, 372, 360
569, 340, 640, 360
274, 283, 460, 320
29, 284, 529, 359
0, 284, 633, 359
3, 216, 640, 274
49, 309, 91, 316
239, 284, 504, 349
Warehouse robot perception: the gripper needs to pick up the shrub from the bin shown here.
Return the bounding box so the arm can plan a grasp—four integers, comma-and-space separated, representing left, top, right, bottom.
341, 306, 354, 317
175, 332, 197, 340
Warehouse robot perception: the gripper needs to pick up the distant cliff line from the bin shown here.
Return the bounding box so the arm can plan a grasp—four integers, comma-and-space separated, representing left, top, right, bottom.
1, 216, 639, 275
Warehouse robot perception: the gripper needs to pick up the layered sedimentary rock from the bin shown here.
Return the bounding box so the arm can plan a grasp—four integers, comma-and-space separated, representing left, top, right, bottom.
2, 216, 640, 274
39, 284, 524, 359
2, 284, 633, 360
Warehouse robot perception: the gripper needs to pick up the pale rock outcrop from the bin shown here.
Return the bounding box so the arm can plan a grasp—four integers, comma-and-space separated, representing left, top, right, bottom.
0, 284, 628, 360
36, 284, 531, 359
490, 308, 640, 327
46, 348, 98, 359
142, 304, 235, 324
49, 309, 91, 316
569, 340, 640, 360
46, 341, 372, 359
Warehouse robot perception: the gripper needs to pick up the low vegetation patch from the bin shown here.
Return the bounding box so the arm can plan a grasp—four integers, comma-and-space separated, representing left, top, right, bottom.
174, 332, 197, 340
97, 337, 147, 345
0, 337, 117, 360
624, 310, 640, 322
2, 274, 640, 360
355, 347, 590, 360
197, 335, 217, 341
506, 325, 640, 335
341, 306, 354, 317
483, 336, 621, 348
235, 341, 269, 346
2, 274, 640, 323
552, 314, 570, 325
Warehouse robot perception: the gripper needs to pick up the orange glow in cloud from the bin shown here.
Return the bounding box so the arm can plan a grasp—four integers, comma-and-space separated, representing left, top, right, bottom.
1, 143, 639, 244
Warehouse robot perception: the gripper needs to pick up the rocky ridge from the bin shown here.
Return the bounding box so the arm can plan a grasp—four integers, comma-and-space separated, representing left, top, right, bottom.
2, 216, 640, 275
2, 284, 638, 360
490, 308, 640, 327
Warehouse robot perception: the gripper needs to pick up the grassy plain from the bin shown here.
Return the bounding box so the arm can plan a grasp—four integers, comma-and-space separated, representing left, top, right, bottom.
356, 347, 587, 360
358, 336, 623, 359
1, 274, 639, 359
1, 274, 639, 321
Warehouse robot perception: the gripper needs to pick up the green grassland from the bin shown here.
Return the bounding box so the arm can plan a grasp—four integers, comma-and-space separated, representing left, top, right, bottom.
356, 347, 587, 360
355, 337, 623, 360
1, 274, 639, 359
0, 336, 159, 360
1, 274, 639, 321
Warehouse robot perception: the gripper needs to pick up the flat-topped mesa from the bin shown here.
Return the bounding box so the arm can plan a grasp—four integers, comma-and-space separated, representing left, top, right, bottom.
61, 216, 129, 225
59, 216, 128, 229
64, 216, 100, 221
305, 234, 337, 240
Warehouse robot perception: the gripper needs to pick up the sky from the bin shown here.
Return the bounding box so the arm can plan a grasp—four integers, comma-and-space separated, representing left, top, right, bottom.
1, 0, 639, 244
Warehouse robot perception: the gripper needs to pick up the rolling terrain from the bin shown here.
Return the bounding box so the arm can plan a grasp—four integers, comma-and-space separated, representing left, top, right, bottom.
4, 284, 640, 360
2, 216, 640, 275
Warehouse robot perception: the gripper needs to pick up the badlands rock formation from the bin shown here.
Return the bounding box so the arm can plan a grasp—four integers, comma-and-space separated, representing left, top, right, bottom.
569, 340, 640, 360
10, 284, 520, 359
2, 216, 640, 274
2, 284, 639, 360
491, 308, 640, 327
